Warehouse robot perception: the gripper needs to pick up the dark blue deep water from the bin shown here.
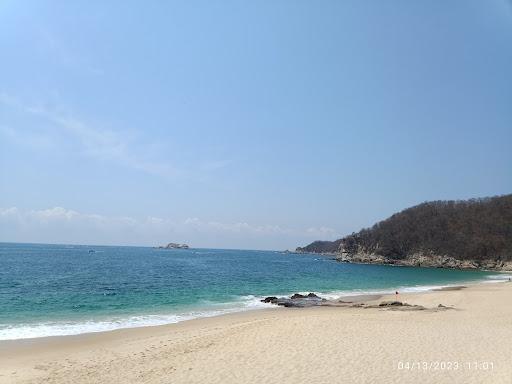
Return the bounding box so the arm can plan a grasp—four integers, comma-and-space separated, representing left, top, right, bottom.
0, 242, 499, 339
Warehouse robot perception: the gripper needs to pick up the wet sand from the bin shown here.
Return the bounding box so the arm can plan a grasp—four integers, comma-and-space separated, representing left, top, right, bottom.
1, 282, 512, 384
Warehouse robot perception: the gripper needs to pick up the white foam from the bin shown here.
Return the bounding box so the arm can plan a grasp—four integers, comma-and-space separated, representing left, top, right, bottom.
306, 281, 483, 301
0, 297, 275, 341
1, 278, 500, 341
485, 274, 512, 279
483, 274, 512, 283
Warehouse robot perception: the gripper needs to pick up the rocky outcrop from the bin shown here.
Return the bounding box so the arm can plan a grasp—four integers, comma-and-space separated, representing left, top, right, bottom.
290, 293, 321, 299
335, 249, 512, 271
261, 293, 453, 312
157, 243, 189, 249
261, 296, 278, 303
261, 293, 324, 307
298, 194, 512, 270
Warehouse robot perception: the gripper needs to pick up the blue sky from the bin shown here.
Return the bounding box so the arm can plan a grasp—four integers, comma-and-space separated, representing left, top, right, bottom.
1, 0, 511, 250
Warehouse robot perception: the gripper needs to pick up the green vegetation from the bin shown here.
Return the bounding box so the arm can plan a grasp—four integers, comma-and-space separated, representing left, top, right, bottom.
298, 195, 512, 262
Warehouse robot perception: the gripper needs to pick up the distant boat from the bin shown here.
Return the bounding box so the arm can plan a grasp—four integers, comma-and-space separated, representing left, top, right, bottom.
88, 249, 96, 253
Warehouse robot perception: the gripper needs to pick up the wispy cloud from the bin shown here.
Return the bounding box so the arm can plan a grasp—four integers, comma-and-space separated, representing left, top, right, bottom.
0, 206, 338, 249
0, 93, 181, 177
0, 206, 137, 227
0, 124, 55, 150
183, 217, 292, 235
35, 27, 104, 76
199, 160, 232, 172
30, 105, 181, 177
306, 226, 337, 238
0, 93, 231, 179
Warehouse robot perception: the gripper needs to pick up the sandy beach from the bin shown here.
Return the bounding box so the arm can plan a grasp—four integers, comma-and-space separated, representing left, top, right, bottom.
1, 281, 511, 384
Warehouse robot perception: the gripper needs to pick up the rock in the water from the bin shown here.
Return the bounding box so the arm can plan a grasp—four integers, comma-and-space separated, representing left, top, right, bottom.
157, 243, 189, 249
290, 292, 320, 300
260, 296, 278, 303
268, 293, 326, 307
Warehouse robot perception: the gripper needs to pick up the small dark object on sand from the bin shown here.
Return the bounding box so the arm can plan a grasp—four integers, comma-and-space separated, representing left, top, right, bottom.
379, 301, 403, 307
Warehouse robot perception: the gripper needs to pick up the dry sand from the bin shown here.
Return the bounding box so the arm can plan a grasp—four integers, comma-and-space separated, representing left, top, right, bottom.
1, 282, 512, 384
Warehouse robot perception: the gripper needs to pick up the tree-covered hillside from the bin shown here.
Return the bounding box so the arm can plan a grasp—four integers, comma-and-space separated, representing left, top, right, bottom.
297, 195, 512, 262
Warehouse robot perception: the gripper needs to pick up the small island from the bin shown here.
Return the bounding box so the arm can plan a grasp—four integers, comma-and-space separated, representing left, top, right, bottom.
156, 243, 189, 249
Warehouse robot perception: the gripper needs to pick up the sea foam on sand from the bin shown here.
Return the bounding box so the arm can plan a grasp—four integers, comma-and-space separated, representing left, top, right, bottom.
2, 282, 512, 384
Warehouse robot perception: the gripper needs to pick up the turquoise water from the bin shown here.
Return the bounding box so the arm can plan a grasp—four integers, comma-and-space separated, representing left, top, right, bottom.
0, 242, 503, 340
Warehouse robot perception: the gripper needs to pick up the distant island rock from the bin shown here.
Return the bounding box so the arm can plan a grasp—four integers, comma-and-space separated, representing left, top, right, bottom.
297, 194, 512, 271
157, 243, 190, 249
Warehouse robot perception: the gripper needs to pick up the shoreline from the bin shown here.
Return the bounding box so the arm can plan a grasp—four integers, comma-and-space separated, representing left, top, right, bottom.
336, 253, 512, 271
2, 273, 511, 342
2, 281, 512, 383
3, 281, 512, 383
2, 275, 508, 342
0, 278, 507, 344
295, 250, 512, 271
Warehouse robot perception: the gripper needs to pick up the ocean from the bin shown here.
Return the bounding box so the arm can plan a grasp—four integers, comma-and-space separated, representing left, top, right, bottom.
0, 242, 507, 340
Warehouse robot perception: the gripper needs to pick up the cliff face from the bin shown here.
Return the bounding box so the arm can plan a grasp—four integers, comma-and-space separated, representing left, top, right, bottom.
297, 194, 512, 270
336, 251, 512, 271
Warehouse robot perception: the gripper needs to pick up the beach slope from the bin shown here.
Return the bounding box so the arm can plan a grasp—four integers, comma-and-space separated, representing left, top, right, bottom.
1, 282, 511, 384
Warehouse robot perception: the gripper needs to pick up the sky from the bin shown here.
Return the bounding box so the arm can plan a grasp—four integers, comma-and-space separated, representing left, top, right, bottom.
1, 0, 511, 250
